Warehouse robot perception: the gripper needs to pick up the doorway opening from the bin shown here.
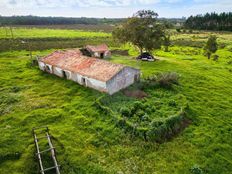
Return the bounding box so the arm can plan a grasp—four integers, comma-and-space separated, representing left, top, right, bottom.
100, 52, 104, 59
62, 71, 67, 79
81, 77, 86, 86
134, 74, 139, 82
45, 65, 51, 72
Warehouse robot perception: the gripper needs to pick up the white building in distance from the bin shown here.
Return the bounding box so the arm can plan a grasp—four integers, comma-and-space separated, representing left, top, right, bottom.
38, 49, 140, 95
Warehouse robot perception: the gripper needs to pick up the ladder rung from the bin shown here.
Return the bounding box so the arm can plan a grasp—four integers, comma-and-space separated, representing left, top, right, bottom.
33, 126, 48, 130
34, 130, 49, 135
42, 165, 60, 172
36, 135, 50, 140
36, 147, 55, 155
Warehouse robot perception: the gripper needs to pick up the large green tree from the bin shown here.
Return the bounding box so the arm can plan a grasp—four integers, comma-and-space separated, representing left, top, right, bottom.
112, 10, 165, 54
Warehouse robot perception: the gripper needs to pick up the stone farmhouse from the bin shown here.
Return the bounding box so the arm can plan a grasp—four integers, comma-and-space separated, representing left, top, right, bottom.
38, 49, 140, 95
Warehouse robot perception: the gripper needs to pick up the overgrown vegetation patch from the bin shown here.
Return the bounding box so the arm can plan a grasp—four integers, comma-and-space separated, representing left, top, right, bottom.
95, 73, 190, 142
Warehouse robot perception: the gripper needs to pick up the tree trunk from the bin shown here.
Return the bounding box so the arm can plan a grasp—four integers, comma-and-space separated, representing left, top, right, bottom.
139, 48, 143, 54
207, 53, 211, 59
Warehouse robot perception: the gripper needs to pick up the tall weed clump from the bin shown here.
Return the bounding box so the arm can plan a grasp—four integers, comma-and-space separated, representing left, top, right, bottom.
144, 72, 180, 89
157, 72, 179, 88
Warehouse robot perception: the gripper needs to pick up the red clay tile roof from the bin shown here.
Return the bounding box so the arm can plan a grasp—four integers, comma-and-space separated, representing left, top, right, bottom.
86, 44, 109, 52
40, 49, 125, 82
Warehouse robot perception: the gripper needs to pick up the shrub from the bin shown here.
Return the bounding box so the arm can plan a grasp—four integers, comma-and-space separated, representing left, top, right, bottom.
176, 28, 181, 33
0, 152, 21, 164
11, 86, 21, 93
145, 106, 153, 114
133, 101, 144, 110
141, 113, 150, 121
219, 43, 226, 49
213, 54, 219, 61
145, 75, 157, 82
204, 35, 218, 59
116, 117, 127, 128
166, 115, 183, 130
151, 106, 156, 112
190, 165, 203, 174
26, 57, 38, 68
120, 107, 131, 117
228, 46, 232, 52
94, 96, 113, 115
227, 60, 232, 65
136, 109, 145, 118
168, 100, 177, 107
157, 72, 179, 88
142, 77, 158, 88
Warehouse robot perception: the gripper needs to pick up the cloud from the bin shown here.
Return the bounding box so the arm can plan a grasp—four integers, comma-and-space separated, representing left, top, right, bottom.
8, 0, 17, 5
166, 0, 182, 3
0, 0, 231, 18
1, 0, 162, 8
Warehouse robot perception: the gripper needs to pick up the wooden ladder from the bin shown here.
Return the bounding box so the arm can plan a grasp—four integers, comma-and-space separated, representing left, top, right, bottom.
32, 126, 61, 174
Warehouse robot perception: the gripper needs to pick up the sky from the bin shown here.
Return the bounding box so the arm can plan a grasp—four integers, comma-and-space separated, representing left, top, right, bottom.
0, 0, 231, 18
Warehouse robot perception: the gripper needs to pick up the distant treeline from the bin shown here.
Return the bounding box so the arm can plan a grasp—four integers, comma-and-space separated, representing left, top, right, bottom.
0, 15, 185, 28
185, 12, 232, 31
0, 15, 124, 25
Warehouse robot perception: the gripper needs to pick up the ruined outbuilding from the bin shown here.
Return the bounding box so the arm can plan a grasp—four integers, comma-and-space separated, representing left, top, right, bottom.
38, 49, 140, 95
85, 44, 111, 58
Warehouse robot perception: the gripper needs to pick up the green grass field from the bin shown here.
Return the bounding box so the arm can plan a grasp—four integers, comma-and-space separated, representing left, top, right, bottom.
0, 27, 232, 174
0, 27, 114, 52
0, 27, 111, 38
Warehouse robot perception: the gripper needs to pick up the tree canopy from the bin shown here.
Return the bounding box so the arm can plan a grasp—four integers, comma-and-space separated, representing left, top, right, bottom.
185, 12, 232, 31
163, 33, 171, 52
0, 15, 124, 25
0, 15, 183, 28
112, 10, 165, 54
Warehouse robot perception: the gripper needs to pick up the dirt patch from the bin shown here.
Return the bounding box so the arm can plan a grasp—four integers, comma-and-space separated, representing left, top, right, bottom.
123, 89, 148, 99
111, 49, 129, 56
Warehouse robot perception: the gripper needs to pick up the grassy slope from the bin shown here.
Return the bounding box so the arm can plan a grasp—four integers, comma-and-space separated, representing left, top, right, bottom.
0, 28, 232, 174
1, 48, 232, 174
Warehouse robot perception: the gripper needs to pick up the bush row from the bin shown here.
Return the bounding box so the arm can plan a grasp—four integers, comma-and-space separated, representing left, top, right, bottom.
172, 39, 205, 48
0, 37, 118, 51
